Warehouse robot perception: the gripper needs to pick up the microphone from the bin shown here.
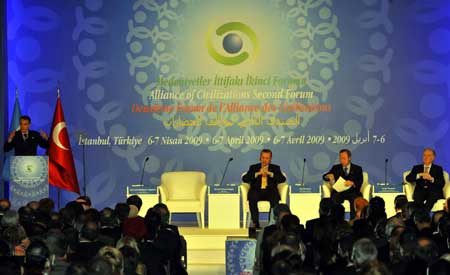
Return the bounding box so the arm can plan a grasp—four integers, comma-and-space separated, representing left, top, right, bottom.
219, 157, 233, 186
139, 156, 150, 186
384, 158, 389, 185
301, 158, 306, 186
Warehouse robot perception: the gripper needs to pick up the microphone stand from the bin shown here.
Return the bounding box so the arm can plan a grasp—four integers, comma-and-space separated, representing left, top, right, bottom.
219, 157, 233, 186
384, 158, 389, 186
140, 157, 150, 186
301, 158, 306, 186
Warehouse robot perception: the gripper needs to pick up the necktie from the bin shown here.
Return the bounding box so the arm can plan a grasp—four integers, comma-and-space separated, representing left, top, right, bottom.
261, 166, 268, 189
23, 133, 28, 141
261, 175, 267, 189
424, 166, 430, 174
344, 167, 349, 176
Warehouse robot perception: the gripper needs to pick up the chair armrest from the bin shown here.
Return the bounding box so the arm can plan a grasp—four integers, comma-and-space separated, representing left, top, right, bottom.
278, 183, 289, 204
321, 182, 332, 198
199, 184, 207, 210
240, 183, 250, 208
158, 185, 168, 203
361, 183, 372, 200
443, 180, 450, 199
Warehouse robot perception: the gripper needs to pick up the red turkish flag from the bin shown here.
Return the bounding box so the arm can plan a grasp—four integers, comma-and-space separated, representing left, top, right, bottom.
48, 93, 80, 194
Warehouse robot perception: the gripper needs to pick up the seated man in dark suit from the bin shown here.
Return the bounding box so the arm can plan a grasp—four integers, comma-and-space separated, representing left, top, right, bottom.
323, 149, 363, 219
406, 148, 444, 212
3, 115, 49, 156
242, 149, 286, 228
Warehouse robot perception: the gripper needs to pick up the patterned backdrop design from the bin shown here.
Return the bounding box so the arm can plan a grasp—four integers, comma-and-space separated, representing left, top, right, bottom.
4, 0, 450, 209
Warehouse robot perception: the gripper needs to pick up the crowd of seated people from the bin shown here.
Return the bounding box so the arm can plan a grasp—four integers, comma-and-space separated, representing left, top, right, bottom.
0, 196, 187, 275
254, 196, 450, 275
1, 194, 450, 274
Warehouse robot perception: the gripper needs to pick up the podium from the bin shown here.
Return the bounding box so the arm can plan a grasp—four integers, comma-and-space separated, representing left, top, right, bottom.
9, 156, 49, 207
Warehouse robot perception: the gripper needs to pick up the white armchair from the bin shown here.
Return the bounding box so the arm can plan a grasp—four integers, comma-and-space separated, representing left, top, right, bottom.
240, 172, 288, 228
321, 171, 372, 212
158, 171, 207, 228
403, 170, 450, 212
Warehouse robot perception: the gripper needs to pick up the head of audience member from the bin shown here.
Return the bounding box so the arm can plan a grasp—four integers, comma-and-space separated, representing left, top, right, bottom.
114, 203, 130, 223
48, 212, 63, 231
65, 262, 87, 275
398, 229, 417, 260
415, 238, 439, 266
37, 198, 55, 215
394, 195, 408, 217
25, 240, 51, 274
405, 201, 420, 221
337, 234, 354, 262
144, 209, 162, 240
152, 203, 171, 224
318, 198, 334, 217
126, 195, 143, 212
119, 245, 139, 275
44, 232, 68, 260
351, 238, 378, 269
339, 149, 352, 167
0, 210, 19, 228
88, 255, 114, 275
385, 217, 405, 240
97, 246, 124, 275
388, 225, 406, 264
428, 259, 450, 275
76, 196, 92, 210
270, 244, 305, 275
0, 199, 11, 213
431, 211, 445, 232
422, 148, 435, 166
1, 225, 28, 255
353, 197, 369, 219
413, 208, 431, 231
84, 208, 101, 225
27, 201, 39, 211
80, 221, 99, 242
273, 204, 291, 225
360, 261, 391, 275
63, 201, 84, 224
280, 214, 301, 234
436, 215, 450, 239
100, 207, 118, 228
116, 236, 140, 254
331, 202, 345, 222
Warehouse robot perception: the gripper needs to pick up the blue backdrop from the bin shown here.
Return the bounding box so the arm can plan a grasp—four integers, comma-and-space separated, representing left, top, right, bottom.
3, 0, 450, 209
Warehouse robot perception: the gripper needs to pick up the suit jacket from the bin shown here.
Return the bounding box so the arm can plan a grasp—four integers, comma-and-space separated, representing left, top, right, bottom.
322, 163, 363, 192
242, 163, 286, 199
405, 164, 445, 191
3, 130, 49, 156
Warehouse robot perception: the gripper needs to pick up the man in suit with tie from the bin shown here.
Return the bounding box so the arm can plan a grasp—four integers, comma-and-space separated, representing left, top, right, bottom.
406, 148, 444, 212
323, 149, 363, 219
242, 149, 286, 228
3, 115, 49, 156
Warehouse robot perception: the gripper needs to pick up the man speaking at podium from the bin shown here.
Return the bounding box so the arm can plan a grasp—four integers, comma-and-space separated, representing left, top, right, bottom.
3, 115, 49, 156
242, 149, 286, 228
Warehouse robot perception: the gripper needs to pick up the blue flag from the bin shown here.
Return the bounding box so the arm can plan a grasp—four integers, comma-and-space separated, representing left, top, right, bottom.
2, 93, 22, 180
